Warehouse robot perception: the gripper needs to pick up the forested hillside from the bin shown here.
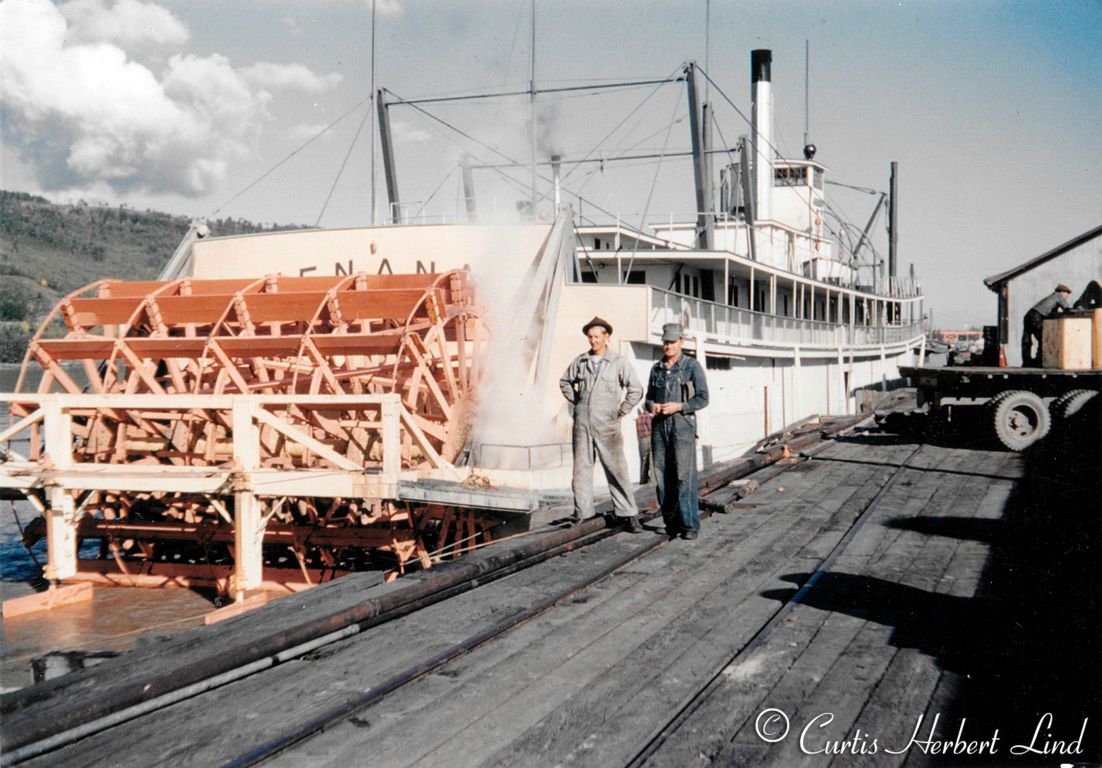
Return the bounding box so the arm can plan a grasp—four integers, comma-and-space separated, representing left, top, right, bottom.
0, 191, 305, 362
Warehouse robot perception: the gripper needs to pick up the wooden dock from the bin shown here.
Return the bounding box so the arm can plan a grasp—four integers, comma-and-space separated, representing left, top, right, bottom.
3, 403, 1098, 767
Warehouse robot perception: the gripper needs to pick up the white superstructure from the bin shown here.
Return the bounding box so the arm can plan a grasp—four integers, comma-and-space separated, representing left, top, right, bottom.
183, 49, 925, 487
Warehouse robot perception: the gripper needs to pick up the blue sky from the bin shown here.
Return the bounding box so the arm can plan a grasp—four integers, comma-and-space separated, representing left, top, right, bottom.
1, 0, 1099, 327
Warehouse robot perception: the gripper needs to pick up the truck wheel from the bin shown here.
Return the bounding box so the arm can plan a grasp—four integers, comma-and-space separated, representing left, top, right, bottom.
992, 390, 1051, 451
1052, 389, 1097, 420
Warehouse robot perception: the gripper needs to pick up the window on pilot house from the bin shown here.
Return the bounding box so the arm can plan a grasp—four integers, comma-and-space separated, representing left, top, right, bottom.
774, 167, 808, 187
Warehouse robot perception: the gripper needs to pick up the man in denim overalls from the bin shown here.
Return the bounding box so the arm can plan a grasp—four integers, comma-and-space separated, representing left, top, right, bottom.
559, 316, 644, 531
645, 323, 709, 539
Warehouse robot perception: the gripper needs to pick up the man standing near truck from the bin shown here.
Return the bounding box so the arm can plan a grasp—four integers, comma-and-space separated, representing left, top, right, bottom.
1021, 284, 1072, 366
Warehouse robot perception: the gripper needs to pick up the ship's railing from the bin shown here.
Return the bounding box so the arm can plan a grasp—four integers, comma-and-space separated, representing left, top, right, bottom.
0, 392, 461, 494
857, 276, 923, 300
650, 288, 923, 350
0, 393, 465, 591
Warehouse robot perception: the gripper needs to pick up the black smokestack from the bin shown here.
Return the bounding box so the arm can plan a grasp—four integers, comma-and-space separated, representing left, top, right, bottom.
751, 49, 772, 84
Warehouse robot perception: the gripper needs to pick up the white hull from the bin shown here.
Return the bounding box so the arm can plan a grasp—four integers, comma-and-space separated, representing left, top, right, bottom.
187, 220, 924, 490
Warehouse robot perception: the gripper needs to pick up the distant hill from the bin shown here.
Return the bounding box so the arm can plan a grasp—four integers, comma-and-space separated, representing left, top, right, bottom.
0, 190, 307, 362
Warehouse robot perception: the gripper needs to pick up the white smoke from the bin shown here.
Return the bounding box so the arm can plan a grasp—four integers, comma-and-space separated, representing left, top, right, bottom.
0, 0, 341, 197
467, 227, 572, 470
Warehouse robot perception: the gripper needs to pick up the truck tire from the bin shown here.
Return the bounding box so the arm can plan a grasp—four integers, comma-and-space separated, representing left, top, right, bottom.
992, 390, 1051, 451
1052, 389, 1097, 420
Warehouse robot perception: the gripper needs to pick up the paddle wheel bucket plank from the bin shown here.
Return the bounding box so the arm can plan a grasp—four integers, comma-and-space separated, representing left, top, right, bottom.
0, 270, 512, 599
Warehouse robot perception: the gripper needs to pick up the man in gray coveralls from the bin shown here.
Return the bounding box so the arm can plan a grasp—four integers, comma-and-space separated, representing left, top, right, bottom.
559, 316, 644, 532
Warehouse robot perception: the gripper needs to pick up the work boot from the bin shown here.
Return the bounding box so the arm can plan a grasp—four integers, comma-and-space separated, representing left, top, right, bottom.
681, 529, 699, 541
622, 515, 643, 534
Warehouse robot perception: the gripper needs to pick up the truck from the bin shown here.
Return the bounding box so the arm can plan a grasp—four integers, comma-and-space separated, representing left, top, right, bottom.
899, 363, 1099, 450
899, 225, 1102, 451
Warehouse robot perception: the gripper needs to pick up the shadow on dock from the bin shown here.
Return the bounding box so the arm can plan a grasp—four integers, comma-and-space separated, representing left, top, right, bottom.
763, 403, 1101, 764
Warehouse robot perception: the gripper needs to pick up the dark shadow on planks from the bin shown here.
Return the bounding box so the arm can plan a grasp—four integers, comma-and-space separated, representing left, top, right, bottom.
884, 516, 1002, 546
760, 401, 1102, 765
761, 572, 995, 675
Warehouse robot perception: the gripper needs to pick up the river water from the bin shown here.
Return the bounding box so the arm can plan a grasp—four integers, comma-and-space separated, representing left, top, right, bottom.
1, 365, 49, 589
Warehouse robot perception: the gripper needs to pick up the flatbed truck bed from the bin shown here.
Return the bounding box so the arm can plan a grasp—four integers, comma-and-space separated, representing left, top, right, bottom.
899, 364, 1100, 450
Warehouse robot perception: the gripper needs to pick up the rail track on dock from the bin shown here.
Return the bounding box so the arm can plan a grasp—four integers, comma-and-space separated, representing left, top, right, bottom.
3, 403, 939, 768
625, 444, 920, 767
231, 440, 921, 768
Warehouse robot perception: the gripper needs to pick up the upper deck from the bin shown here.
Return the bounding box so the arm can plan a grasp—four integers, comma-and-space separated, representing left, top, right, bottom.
576, 221, 924, 358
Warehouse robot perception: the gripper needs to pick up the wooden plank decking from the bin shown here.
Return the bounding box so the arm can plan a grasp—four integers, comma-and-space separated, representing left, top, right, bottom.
8, 411, 1100, 767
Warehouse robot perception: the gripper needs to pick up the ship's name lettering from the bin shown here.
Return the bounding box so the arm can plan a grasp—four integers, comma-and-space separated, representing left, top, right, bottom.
297, 259, 443, 277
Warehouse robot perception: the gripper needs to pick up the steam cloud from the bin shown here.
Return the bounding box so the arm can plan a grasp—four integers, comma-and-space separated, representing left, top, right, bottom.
0, 0, 341, 197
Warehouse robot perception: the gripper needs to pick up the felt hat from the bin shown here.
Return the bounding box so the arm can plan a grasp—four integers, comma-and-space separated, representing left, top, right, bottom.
582, 316, 613, 335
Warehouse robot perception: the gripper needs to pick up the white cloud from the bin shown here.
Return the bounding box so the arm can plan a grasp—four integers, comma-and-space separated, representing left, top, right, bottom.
0, 0, 339, 198
59, 0, 189, 49
393, 120, 431, 145
375, 0, 403, 17
243, 62, 342, 93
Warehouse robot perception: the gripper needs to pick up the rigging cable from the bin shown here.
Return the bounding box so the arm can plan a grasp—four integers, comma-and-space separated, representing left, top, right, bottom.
389, 77, 681, 107
825, 179, 883, 195
625, 87, 684, 278
696, 65, 875, 261
490, 0, 529, 137
384, 87, 661, 231
387, 69, 683, 246
556, 64, 684, 190
410, 166, 458, 221
315, 102, 372, 227
210, 94, 372, 219
380, 89, 534, 216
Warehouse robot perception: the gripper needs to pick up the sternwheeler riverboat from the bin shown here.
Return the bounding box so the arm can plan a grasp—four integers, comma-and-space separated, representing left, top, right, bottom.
1, 49, 925, 597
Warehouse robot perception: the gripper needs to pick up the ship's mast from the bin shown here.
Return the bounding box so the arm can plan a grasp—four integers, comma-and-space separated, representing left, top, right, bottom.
529, 0, 538, 218
803, 39, 810, 149
377, 88, 401, 223
686, 62, 714, 250
370, 0, 378, 225
889, 161, 899, 287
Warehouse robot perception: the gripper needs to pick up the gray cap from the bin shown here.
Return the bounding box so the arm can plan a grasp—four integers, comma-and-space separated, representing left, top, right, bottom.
661, 323, 683, 342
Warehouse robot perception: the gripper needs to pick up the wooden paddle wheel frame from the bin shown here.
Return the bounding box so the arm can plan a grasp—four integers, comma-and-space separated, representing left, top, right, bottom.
1, 270, 505, 597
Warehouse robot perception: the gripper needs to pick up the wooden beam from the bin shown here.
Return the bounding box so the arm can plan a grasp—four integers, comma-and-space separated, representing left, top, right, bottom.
2, 583, 93, 618
0, 408, 42, 445
252, 407, 360, 471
